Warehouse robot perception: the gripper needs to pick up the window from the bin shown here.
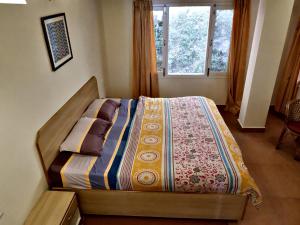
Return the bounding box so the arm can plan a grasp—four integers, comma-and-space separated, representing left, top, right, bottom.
153, 10, 164, 71
153, 2, 233, 76
211, 9, 233, 72
168, 6, 210, 75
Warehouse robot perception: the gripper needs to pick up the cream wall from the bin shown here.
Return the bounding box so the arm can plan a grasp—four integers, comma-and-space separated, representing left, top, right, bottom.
239, 0, 266, 127
158, 77, 227, 104
0, 1, 105, 224
97, 0, 133, 98
239, 0, 294, 128
271, 0, 300, 104
98, 0, 259, 105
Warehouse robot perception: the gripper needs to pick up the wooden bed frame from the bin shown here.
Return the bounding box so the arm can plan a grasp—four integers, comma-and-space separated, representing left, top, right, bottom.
36, 76, 248, 220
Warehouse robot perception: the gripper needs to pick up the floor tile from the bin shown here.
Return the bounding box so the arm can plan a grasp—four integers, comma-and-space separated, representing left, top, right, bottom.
274, 197, 300, 225
228, 197, 280, 225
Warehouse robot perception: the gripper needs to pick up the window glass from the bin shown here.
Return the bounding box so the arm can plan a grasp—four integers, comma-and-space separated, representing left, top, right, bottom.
168, 6, 210, 75
153, 10, 164, 71
153, 5, 234, 76
211, 9, 233, 73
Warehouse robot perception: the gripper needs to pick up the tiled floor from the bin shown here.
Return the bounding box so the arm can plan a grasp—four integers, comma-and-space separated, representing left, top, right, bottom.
222, 110, 300, 225
82, 111, 300, 225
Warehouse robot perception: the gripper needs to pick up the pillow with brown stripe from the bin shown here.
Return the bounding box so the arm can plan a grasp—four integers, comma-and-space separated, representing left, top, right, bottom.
82, 99, 121, 122
60, 117, 111, 156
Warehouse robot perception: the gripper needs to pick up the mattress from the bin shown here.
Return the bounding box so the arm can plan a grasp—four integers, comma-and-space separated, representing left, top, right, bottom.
49, 96, 262, 206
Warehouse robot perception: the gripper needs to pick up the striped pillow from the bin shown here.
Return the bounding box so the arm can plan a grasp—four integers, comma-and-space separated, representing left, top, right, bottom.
82, 99, 121, 122
60, 117, 111, 156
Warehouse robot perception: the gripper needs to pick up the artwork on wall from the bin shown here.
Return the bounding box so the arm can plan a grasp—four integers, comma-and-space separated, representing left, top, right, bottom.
41, 13, 73, 71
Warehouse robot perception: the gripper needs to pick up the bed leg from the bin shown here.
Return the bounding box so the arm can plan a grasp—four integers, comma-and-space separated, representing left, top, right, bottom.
240, 196, 249, 220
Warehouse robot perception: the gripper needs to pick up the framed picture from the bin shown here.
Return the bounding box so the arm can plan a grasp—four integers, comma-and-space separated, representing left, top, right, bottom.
41, 13, 73, 71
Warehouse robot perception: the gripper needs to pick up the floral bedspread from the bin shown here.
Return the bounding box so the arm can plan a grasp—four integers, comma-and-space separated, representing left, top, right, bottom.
117, 96, 262, 206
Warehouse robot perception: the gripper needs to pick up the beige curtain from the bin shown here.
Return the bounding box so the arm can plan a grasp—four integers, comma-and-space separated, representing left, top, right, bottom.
132, 0, 159, 98
275, 20, 300, 113
225, 0, 251, 114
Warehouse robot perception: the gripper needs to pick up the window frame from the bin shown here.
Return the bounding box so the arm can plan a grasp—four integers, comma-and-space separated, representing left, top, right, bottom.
153, 1, 233, 79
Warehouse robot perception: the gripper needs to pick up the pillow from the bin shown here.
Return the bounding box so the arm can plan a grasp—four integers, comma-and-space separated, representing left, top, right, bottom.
60, 117, 111, 156
82, 99, 121, 122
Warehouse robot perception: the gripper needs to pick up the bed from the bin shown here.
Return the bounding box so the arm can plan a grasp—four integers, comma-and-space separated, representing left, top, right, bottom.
36, 76, 261, 220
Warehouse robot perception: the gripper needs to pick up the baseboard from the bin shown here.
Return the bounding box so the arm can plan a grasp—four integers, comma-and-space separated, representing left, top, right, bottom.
237, 119, 266, 132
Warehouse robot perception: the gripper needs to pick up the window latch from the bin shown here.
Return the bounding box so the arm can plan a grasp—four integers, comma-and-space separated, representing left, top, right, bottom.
163, 68, 166, 77
207, 68, 210, 77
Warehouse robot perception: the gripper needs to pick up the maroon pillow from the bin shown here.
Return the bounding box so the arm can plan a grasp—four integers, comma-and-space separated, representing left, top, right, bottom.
97, 99, 121, 122
60, 117, 112, 156
80, 118, 112, 155
82, 99, 121, 122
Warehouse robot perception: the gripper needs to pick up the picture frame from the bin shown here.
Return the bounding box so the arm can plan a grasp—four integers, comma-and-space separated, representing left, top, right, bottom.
41, 13, 73, 71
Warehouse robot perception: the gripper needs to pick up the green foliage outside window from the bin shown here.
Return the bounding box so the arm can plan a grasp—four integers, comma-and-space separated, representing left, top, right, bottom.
211, 10, 233, 72
168, 7, 210, 74
153, 7, 233, 75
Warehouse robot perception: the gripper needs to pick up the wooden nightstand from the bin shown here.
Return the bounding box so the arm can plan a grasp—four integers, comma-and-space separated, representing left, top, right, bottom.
24, 191, 81, 225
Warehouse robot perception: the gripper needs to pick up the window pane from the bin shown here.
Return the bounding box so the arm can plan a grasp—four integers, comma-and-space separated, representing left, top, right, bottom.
153, 10, 164, 71
211, 9, 233, 73
168, 6, 210, 75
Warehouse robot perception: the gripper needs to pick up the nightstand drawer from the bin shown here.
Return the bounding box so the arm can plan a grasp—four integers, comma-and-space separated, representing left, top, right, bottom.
24, 191, 80, 225
61, 197, 78, 225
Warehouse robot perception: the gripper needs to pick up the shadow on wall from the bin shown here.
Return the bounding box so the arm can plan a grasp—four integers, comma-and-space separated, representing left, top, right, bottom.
271, 0, 300, 104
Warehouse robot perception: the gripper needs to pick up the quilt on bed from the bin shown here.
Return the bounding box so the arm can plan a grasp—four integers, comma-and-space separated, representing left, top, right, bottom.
118, 96, 262, 206
52, 96, 261, 206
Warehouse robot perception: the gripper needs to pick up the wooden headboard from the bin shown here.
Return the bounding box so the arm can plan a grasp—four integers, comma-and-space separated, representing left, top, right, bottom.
36, 76, 99, 182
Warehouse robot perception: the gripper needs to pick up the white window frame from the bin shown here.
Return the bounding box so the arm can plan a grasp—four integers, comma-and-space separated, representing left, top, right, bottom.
153, 0, 233, 79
